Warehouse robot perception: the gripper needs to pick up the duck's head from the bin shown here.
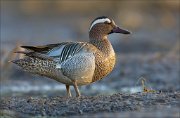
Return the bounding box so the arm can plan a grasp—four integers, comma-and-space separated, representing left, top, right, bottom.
89, 16, 131, 37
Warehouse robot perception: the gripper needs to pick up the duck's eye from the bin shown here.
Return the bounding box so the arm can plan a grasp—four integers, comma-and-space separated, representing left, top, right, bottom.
104, 21, 111, 24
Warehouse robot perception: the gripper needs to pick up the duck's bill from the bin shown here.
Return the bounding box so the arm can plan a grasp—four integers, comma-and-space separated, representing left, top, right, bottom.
112, 27, 131, 34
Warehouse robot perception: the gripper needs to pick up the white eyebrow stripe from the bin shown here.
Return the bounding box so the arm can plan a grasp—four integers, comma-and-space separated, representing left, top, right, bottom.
89, 18, 111, 31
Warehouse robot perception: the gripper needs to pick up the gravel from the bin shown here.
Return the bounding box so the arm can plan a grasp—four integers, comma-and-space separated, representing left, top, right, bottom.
1, 92, 179, 117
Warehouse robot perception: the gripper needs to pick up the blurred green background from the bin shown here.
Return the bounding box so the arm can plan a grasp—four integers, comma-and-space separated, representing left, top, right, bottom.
1, 0, 179, 97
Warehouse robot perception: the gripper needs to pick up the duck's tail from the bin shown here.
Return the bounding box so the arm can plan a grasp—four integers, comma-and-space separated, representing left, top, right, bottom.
11, 51, 56, 76
12, 57, 39, 74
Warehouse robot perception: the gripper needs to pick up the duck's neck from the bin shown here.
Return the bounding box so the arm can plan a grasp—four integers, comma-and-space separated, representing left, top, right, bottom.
89, 31, 114, 56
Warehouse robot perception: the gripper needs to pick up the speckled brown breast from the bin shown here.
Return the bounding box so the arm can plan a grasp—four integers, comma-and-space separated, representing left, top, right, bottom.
91, 51, 116, 82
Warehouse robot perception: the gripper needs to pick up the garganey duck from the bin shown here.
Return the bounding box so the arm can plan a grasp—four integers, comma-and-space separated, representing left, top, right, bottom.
12, 16, 131, 97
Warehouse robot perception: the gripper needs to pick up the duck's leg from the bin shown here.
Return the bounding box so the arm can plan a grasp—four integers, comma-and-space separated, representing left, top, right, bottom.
72, 80, 81, 97
66, 85, 72, 97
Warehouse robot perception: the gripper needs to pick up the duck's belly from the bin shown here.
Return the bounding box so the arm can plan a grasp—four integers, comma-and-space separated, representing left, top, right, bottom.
53, 76, 93, 86
47, 69, 93, 86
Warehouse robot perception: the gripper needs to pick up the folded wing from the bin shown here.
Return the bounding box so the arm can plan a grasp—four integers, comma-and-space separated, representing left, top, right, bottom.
20, 42, 89, 63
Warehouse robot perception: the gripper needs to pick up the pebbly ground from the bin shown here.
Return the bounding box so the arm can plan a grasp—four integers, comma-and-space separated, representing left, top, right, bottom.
0, 92, 180, 117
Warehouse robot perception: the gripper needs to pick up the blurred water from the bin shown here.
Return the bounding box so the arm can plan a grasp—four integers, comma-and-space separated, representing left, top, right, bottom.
0, 80, 143, 97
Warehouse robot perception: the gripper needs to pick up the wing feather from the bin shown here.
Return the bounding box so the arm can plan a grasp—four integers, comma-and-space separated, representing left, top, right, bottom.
14, 51, 54, 61
19, 42, 89, 63
21, 42, 70, 53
